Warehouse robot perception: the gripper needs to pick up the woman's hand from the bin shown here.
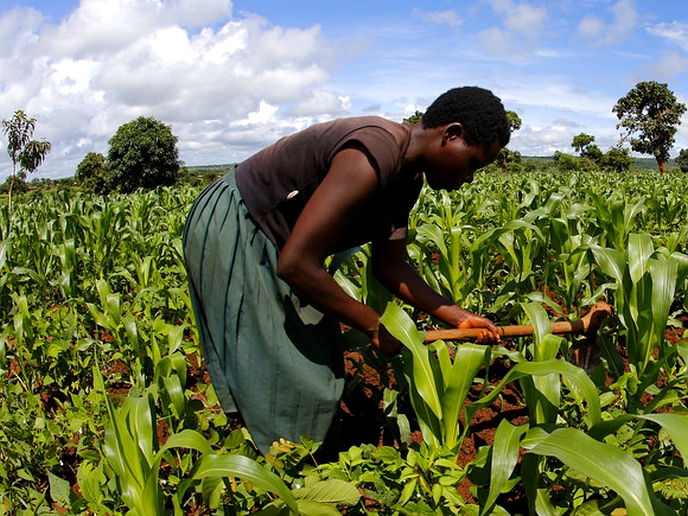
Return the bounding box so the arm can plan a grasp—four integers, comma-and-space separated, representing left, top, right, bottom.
456, 311, 501, 344
369, 322, 403, 355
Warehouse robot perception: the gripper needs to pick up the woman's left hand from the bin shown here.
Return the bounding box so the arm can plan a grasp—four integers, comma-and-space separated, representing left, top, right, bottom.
456, 312, 501, 344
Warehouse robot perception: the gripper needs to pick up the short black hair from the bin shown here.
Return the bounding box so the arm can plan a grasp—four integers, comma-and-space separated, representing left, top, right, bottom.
422, 86, 511, 147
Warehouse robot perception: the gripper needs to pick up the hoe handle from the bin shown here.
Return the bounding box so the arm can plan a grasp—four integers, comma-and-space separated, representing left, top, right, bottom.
424, 301, 612, 343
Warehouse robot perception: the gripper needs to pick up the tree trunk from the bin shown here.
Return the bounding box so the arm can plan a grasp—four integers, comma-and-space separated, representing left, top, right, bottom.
6, 175, 13, 208
657, 157, 666, 174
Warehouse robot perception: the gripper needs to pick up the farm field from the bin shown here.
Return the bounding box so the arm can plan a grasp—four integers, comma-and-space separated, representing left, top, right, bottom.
1, 169, 688, 514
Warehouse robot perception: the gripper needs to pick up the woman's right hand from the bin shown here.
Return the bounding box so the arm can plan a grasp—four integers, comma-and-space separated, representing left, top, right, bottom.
370, 322, 403, 355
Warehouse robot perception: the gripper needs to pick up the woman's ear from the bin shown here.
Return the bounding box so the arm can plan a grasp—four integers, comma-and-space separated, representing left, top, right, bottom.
441, 123, 464, 146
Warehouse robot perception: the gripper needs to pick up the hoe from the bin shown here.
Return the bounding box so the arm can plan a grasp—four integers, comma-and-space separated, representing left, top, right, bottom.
424, 301, 614, 372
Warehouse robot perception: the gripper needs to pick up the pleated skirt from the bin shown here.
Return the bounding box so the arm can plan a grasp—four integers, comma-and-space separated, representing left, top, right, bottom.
182, 171, 345, 454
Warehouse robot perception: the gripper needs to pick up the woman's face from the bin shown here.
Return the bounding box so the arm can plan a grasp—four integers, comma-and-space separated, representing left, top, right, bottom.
424, 126, 502, 191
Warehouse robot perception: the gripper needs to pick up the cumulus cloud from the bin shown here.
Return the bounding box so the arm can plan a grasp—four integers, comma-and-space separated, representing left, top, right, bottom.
480, 0, 547, 56
578, 0, 638, 45
0, 0, 346, 179
646, 21, 688, 52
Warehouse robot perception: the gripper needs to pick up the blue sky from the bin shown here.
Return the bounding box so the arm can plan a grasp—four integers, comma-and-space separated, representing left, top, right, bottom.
1, 0, 687, 180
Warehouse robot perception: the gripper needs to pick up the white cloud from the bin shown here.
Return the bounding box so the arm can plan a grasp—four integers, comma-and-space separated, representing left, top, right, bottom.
0, 0, 342, 179
578, 0, 638, 45
647, 21, 688, 52
412, 8, 462, 27
480, 0, 547, 56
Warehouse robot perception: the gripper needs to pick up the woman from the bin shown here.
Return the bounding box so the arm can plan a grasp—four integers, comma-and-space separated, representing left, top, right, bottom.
183, 86, 511, 454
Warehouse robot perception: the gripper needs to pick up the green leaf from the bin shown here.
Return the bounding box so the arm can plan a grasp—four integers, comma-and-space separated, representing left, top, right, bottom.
441, 343, 490, 449
293, 478, 361, 505
157, 429, 214, 457
590, 245, 626, 283
295, 499, 345, 516
192, 453, 299, 514
48, 471, 72, 509
527, 428, 655, 515
381, 303, 442, 419
638, 413, 688, 469
481, 420, 528, 516
628, 233, 654, 284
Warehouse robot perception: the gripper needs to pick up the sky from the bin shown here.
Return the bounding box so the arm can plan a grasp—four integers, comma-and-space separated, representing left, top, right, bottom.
1, 0, 687, 181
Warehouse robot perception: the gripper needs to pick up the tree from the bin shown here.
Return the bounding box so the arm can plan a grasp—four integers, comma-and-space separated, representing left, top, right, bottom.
571, 133, 595, 155
76, 152, 111, 194
107, 116, 181, 193
403, 110, 424, 125
601, 147, 634, 173
1, 109, 51, 206
612, 81, 687, 173
497, 110, 522, 173
677, 149, 688, 173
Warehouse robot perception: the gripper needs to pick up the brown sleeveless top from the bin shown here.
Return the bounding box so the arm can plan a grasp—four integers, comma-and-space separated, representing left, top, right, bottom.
235, 116, 422, 251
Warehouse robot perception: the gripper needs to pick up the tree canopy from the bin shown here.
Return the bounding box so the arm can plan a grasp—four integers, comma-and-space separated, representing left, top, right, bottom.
613, 81, 686, 173
75, 151, 110, 194
677, 149, 688, 173
107, 116, 182, 193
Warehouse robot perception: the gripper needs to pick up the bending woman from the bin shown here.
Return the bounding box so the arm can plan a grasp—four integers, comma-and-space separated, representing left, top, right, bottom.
183, 86, 511, 454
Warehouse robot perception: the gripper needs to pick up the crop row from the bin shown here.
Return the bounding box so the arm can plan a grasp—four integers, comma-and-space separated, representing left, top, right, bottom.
0, 170, 687, 514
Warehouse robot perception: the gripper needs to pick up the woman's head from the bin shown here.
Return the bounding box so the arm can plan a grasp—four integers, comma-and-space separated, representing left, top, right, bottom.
422, 86, 511, 148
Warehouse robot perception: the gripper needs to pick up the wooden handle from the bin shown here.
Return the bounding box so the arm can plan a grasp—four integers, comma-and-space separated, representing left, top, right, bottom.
424, 301, 612, 343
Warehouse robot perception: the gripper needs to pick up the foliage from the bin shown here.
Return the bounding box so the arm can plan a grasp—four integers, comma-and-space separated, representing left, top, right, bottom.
2, 169, 688, 514
601, 145, 635, 173
75, 151, 111, 195
572, 132, 595, 155
613, 81, 687, 173
1, 109, 51, 206
496, 110, 522, 173
108, 116, 182, 193
403, 110, 424, 125
678, 148, 688, 173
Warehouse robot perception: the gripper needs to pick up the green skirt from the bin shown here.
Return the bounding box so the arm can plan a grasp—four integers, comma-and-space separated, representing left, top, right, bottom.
182, 171, 345, 454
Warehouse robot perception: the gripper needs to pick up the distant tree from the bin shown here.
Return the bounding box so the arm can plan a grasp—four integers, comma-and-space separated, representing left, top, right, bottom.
75, 152, 111, 194
677, 149, 688, 173
497, 110, 522, 173
554, 151, 583, 172
613, 81, 687, 173
571, 133, 595, 155
1, 109, 51, 206
404, 110, 424, 125
583, 144, 603, 163
601, 146, 634, 173
108, 116, 181, 193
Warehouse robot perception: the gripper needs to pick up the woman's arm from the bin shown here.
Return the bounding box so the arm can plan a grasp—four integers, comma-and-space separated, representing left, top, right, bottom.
277, 147, 400, 353
371, 237, 500, 343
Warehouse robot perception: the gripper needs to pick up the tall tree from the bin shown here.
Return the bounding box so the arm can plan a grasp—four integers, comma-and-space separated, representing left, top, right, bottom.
613, 81, 687, 173
108, 116, 181, 193
1, 110, 52, 206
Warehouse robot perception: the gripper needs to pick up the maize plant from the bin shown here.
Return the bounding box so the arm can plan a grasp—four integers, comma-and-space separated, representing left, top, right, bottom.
1, 169, 688, 514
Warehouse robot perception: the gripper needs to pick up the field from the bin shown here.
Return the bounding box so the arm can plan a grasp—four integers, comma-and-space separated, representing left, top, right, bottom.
1, 168, 688, 514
